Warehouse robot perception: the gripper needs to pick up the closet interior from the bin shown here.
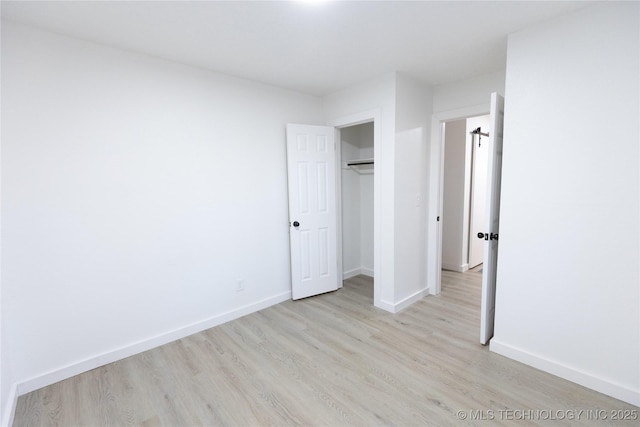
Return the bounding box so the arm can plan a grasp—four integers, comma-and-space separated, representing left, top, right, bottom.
340, 122, 374, 280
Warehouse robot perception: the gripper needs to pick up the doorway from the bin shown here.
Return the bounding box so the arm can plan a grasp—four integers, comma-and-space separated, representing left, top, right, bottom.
427, 103, 489, 296
428, 93, 505, 344
286, 112, 380, 305
441, 115, 490, 273
339, 122, 374, 281
332, 109, 382, 307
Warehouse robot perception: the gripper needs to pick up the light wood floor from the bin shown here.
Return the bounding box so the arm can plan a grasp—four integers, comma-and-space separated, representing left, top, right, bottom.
14, 271, 637, 426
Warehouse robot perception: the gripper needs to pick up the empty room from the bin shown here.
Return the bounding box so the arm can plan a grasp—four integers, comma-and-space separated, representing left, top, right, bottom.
1, 1, 638, 426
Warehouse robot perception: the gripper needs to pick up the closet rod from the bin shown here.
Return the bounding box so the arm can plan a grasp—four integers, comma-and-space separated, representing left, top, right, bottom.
347, 160, 374, 166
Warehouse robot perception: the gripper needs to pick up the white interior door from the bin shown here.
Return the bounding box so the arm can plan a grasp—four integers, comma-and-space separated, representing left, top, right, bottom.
480, 93, 505, 345
286, 124, 338, 300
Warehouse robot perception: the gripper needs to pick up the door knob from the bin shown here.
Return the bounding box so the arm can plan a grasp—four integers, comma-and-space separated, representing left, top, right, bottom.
478, 232, 498, 241
293, 221, 300, 227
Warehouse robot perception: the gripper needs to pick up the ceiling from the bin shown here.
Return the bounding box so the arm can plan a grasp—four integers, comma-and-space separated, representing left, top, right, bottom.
1, 1, 593, 96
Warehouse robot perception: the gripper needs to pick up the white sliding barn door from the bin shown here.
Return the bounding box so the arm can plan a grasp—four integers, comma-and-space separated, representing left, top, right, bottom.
286, 124, 338, 300
480, 93, 505, 345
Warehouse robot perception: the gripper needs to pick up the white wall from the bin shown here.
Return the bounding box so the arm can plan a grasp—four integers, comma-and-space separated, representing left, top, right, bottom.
433, 70, 506, 114
324, 73, 433, 312
323, 73, 396, 308
1, 21, 324, 421
358, 124, 374, 275
359, 174, 374, 275
394, 73, 433, 308
427, 71, 505, 293
491, 2, 639, 406
441, 119, 467, 271
340, 126, 362, 277
0, 16, 6, 427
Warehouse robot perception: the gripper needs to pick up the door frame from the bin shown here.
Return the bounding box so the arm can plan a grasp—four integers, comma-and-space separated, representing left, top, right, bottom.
330, 109, 381, 304
427, 104, 490, 295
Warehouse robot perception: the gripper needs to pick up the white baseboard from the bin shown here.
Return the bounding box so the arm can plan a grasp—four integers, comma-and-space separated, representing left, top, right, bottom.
343, 267, 374, 280
394, 288, 430, 312
343, 268, 361, 280
376, 299, 395, 313
442, 263, 468, 273
1, 383, 18, 427
490, 339, 640, 407
378, 287, 430, 314
15, 291, 292, 397
360, 267, 374, 277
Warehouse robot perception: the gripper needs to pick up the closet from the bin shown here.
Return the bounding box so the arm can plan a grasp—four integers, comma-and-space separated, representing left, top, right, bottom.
340, 122, 374, 279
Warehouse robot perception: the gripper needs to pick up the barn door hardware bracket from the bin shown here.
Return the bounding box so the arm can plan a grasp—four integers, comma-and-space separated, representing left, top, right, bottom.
470, 127, 490, 147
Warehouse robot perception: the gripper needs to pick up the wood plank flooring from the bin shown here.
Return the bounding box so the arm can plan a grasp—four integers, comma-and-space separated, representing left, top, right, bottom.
14, 272, 638, 426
